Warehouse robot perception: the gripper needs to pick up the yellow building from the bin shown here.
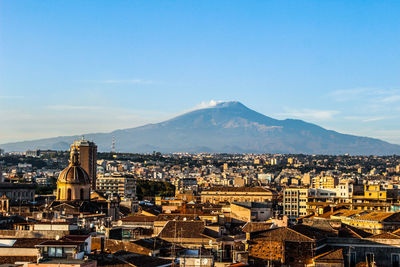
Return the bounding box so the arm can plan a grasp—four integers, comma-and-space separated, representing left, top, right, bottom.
56, 148, 91, 201
363, 184, 395, 200
311, 176, 338, 189
201, 187, 277, 204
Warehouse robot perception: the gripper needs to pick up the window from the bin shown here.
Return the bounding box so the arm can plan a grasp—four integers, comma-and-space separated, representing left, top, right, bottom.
48, 247, 62, 257
392, 254, 399, 267
56, 247, 63, 257
80, 188, 84, 200
49, 247, 56, 257
366, 253, 374, 266
67, 189, 72, 201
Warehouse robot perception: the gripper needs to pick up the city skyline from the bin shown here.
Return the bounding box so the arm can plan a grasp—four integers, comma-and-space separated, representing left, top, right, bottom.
1, 1, 400, 145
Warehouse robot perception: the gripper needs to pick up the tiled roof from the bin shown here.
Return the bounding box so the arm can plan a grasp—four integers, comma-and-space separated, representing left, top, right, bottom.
338, 225, 371, 238
291, 224, 335, 239
331, 209, 362, 218
252, 225, 330, 242
313, 249, 344, 263
203, 186, 274, 193
156, 214, 199, 222
12, 238, 51, 248
120, 215, 157, 223
36, 235, 88, 247
242, 222, 273, 233
332, 210, 400, 222
368, 232, 400, 239
158, 221, 206, 239
0, 256, 36, 264
356, 212, 400, 222
132, 238, 171, 250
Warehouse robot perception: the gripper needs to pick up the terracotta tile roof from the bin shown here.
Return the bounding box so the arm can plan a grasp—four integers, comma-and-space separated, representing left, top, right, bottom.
120, 215, 157, 223
36, 235, 88, 247
368, 232, 400, 239
242, 222, 273, 233
158, 221, 206, 239
156, 214, 199, 222
303, 219, 338, 232
252, 225, 330, 242
313, 249, 344, 263
331, 209, 362, 218
11, 238, 51, 248
339, 225, 372, 238
132, 238, 171, 250
61, 235, 90, 242
291, 224, 336, 239
95, 252, 172, 267
0, 256, 36, 264
355, 212, 400, 222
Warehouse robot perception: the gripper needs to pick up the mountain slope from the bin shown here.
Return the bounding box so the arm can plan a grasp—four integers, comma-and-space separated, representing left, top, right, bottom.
1, 101, 400, 155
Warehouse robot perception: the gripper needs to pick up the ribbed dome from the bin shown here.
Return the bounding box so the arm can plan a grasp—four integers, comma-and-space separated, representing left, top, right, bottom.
58, 165, 90, 184
57, 147, 90, 185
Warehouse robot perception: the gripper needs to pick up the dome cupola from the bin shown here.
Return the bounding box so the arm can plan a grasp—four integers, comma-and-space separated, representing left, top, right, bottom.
56, 148, 91, 201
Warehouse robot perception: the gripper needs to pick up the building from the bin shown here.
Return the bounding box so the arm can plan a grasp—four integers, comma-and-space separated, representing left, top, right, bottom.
0, 182, 35, 204
335, 180, 355, 201
29, 235, 96, 267
312, 175, 338, 189
247, 225, 330, 266
330, 209, 400, 234
96, 173, 136, 200
306, 188, 337, 215
56, 148, 91, 202
25, 150, 40, 157
230, 202, 273, 223
48, 145, 120, 221
201, 187, 277, 204
176, 178, 198, 193
71, 139, 97, 190
283, 187, 309, 219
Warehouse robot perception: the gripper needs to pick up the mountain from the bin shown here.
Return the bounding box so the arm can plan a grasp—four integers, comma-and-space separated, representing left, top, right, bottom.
1, 101, 400, 155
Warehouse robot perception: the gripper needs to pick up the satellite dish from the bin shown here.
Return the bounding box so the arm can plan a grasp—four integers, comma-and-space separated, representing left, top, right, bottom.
55, 235, 60, 240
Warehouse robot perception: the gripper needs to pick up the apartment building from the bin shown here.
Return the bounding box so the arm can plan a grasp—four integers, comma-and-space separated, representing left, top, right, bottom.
96, 173, 136, 200
283, 187, 310, 219
311, 175, 338, 189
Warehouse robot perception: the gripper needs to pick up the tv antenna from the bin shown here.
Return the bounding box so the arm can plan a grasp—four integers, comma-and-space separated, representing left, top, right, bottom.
111, 136, 116, 153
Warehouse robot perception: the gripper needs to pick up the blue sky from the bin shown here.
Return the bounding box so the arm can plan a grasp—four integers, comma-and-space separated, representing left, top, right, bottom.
1, 1, 400, 144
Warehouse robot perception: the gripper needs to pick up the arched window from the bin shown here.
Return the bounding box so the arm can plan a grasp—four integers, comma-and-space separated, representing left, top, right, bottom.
80, 188, 84, 200
67, 189, 72, 201
58, 189, 61, 200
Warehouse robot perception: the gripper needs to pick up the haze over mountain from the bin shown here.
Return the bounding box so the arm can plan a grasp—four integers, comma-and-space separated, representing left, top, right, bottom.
2, 101, 400, 155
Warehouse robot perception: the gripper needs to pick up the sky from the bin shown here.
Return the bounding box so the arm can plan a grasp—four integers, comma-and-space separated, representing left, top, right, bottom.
1, 0, 400, 145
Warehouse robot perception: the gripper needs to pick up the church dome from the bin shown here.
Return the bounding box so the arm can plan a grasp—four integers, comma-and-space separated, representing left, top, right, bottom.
58, 148, 90, 185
